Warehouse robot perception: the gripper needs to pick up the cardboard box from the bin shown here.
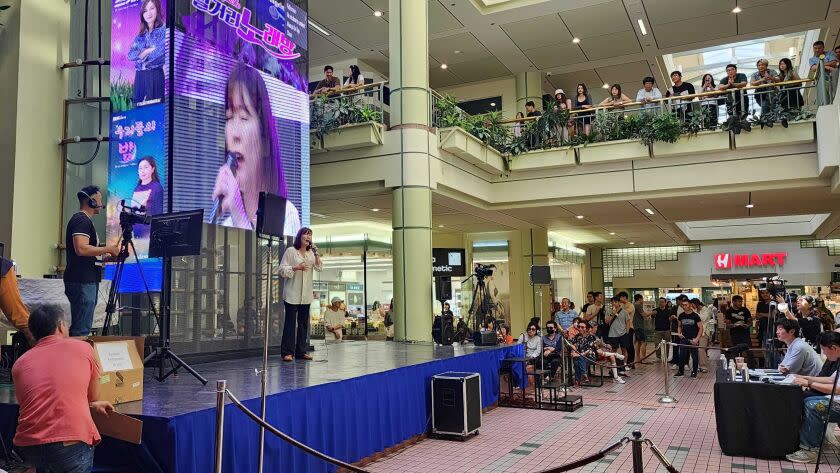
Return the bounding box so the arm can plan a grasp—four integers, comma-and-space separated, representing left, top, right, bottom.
87, 336, 145, 405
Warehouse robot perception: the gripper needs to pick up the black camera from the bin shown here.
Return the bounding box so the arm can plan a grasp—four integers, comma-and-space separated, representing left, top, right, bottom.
118, 200, 150, 227
475, 263, 495, 279
757, 276, 786, 297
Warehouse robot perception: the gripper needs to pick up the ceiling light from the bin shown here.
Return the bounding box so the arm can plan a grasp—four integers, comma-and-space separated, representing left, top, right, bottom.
440, 63, 448, 70
637, 19, 647, 36
308, 19, 331, 36
490, 102, 496, 107
609, 232, 616, 235
644, 208, 655, 215
602, 83, 610, 89
629, 242, 636, 245
732, 6, 742, 13
572, 37, 581, 44
745, 204, 754, 209
438, 224, 445, 228
373, 10, 383, 17
371, 208, 380, 212
454, 50, 461, 54
576, 215, 585, 219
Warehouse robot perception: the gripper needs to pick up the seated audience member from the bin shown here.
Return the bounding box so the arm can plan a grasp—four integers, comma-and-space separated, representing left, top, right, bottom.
598, 84, 632, 108
571, 320, 597, 386
0, 257, 33, 343
542, 320, 564, 378
565, 317, 583, 339
636, 76, 662, 109
788, 332, 840, 463
13, 305, 114, 472
323, 296, 346, 341
497, 324, 513, 344
590, 323, 626, 383
518, 322, 543, 362
777, 319, 821, 376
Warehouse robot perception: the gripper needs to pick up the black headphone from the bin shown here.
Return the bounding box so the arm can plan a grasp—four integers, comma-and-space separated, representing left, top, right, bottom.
77, 186, 101, 209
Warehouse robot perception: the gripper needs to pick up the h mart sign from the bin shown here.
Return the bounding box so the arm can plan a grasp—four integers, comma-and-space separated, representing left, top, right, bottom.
713, 252, 788, 270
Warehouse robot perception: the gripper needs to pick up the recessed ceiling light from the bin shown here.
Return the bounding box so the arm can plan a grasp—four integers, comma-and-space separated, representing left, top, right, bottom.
490, 102, 496, 107
644, 208, 655, 215
454, 50, 461, 54
609, 232, 616, 235
637, 19, 648, 35
373, 10, 383, 17
440, 63, 448, 70
629, 242, 636, 245
572, 37, 580, 44
308, 19, 331, 36
732, 6, 742, 13
602, 83, 610, 89
438, 224, 445, 228
371, 208, 380, 212
576, 215, 585, 219
745, 204, 754, 209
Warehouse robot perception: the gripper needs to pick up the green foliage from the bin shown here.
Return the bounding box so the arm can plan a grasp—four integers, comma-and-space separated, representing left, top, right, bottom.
110, 77, 134, 112
309, 95, 383, 138
530, 107, 570, 149
682, 108, 713, 136
721, 114, 752, 134
638, 112, 682, 146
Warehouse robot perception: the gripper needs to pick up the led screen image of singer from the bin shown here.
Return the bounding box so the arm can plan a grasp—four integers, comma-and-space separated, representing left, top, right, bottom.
209, 63, 300, 236
129, 0, 167, 105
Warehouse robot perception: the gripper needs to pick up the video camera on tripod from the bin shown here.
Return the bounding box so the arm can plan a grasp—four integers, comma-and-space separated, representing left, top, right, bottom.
474, 263, 495, 280
757, 275, 787, 298
118, 200, 151, 227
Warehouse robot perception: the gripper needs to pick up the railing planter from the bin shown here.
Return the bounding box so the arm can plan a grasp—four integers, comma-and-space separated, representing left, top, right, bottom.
733, 120, 815, 150
651, 130, 730, 158
509, 146, 575, 171
439, 126, 505, 173
577, 139, 649, 164
322, 122, 384, 151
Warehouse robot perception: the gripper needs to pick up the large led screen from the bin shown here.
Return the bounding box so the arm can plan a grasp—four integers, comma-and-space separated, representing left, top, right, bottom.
171, 0, 309, 236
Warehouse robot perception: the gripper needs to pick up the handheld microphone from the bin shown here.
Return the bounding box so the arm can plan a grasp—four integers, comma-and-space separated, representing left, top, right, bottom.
209, 152, 240, 222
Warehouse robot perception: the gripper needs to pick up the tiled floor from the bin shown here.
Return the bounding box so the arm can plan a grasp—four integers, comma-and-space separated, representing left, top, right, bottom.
367, 355, 840, 473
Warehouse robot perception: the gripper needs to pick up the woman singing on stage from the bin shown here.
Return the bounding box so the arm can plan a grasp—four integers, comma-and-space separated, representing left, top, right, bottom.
211, 63, 300, 236
279, 228, 321, 361
127, 0, 166, 105
131, 156, 164, 237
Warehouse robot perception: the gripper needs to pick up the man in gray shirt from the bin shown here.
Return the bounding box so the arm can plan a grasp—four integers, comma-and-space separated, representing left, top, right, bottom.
606, 296, 630, 373
777, 318, 822, 376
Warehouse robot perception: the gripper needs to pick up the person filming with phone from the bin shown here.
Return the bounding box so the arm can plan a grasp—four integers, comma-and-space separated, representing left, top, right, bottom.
279, 227, 322, 362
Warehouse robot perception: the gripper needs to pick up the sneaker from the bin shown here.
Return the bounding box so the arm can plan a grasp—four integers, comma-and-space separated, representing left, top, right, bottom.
674, 372, 684, 377
612, 377, 626, 384
690, 372, 698, 378
700, 367, 708, 373
670, 364, 678, 370
615, 353, 625, 361
826, 423, 840, 447
786, 448, 817, 463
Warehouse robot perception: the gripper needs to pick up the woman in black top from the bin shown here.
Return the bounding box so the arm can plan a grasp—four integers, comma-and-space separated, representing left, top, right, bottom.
782, 295, 822, 348
573, 83, 593, 137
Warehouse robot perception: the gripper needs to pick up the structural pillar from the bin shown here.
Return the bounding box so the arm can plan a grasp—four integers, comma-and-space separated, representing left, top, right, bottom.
516, 228, 550, 331
515, 71, 544, 112
389, 0, 434, 342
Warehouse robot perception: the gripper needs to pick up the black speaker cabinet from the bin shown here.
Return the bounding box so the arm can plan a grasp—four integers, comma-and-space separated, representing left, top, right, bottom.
431, 372, 481, 438
435, 277, 452, 301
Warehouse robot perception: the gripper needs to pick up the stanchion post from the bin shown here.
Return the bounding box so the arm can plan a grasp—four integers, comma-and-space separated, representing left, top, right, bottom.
214, 379, 226, 473
631, 431, 644, 473
659, 341, 675, 404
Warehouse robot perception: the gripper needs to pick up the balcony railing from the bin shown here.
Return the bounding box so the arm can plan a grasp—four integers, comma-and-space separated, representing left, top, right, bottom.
433, 78, 822, 158
309, 81, 388, 138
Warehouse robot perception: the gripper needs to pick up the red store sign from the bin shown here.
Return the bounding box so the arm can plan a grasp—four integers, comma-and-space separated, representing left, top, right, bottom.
714, 252, 787, 270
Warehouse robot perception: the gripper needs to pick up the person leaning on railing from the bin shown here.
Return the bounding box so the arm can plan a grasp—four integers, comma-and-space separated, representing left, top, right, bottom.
750, 59, 779, 114
598, 84, 632, 109
777, 58, 804, 111
665, 70, 695, 121
717, 64, 749, 119
635, 76, 662, 110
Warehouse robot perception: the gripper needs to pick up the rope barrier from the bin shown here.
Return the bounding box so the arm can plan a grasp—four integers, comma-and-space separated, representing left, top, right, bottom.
535, 438, 628, 473
224, 389, 372, 473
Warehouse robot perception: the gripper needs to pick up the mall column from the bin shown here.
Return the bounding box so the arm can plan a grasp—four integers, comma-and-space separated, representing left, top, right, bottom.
389, 0, 434, 342
515, 72, 543, 113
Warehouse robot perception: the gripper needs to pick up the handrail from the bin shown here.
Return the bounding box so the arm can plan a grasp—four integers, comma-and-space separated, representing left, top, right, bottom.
309, 81, 388, 100
496, 78, 815, 124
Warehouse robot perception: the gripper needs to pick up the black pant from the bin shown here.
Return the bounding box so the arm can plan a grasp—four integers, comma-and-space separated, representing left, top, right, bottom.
282, 302, 310, 358
623, 331, 635, 366
678, 341, 699, 374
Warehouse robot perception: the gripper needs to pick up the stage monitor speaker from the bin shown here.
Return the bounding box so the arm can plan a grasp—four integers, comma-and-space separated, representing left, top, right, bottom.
432, 372, 481, 438
472, 331, 497, 346
530, 265, 551, 286
435, 277, 452, 301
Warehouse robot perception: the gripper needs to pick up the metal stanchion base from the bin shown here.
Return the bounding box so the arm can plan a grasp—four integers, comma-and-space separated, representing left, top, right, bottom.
658, 396, 676, 404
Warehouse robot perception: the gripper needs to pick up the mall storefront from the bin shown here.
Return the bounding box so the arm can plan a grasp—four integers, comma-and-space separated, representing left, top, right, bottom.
608, 240, 840, 315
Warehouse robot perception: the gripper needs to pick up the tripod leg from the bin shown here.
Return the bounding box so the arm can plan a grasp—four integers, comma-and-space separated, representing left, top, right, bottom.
162, 349, 208, 385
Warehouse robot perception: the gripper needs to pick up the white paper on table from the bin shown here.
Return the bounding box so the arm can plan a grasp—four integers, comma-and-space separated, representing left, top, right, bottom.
95, 342, 134, 372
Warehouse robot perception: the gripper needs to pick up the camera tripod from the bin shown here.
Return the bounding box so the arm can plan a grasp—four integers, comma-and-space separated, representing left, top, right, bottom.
102, 219, 160, 336
464, 274, 496, 333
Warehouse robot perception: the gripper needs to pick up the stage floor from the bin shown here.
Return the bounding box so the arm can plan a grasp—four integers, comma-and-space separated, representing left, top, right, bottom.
0, 340, 521, 473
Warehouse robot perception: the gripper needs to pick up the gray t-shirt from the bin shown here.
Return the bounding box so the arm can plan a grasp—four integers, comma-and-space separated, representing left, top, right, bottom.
608, 309, 629, 338
780, 337, 822, 376
633, 303, 646, 330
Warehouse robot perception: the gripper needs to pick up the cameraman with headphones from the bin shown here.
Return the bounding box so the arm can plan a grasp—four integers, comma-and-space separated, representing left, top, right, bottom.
64, 186, 119, 337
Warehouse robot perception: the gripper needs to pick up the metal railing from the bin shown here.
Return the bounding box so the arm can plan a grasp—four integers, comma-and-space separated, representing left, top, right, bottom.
309, 81, 388, 137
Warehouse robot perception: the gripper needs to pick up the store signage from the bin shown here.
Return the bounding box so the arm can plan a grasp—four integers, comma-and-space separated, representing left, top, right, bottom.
713, 252, 787, 270
433, 248, 466, 277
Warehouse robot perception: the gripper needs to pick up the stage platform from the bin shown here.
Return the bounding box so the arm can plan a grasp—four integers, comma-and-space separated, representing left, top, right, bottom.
0, 341, 521, 473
